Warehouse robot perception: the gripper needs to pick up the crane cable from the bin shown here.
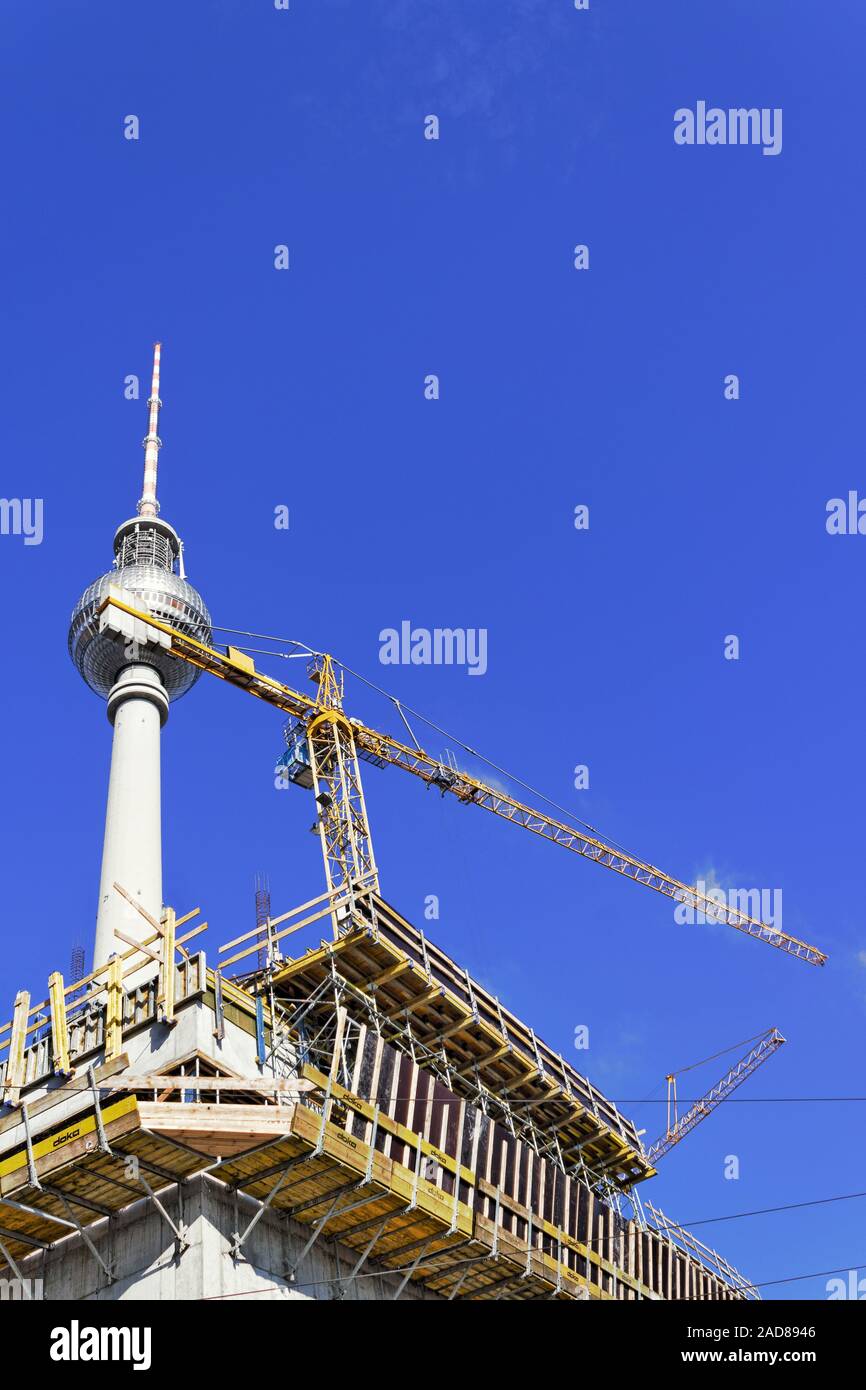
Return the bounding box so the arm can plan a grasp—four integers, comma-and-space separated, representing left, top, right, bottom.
666, 1029, 776, 1080
208, 622, 649, 864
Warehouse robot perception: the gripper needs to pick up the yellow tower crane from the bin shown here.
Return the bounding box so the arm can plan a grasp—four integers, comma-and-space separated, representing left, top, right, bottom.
646, 1027, 787, 1162
95, 593, 827, 967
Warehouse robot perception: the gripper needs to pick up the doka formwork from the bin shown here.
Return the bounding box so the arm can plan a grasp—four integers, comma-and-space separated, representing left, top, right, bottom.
0, 893, 757, 1301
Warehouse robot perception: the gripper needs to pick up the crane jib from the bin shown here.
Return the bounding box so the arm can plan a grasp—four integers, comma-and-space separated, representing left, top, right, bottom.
95, 595, 828, 969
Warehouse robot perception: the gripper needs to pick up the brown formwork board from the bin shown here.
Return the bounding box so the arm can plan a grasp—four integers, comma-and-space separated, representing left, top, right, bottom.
297, 1050, 669, 1300
371, 894, 637, 1140
0, 1072, 732, 1300
279, 917, 622, 1145
271, 919, 651, 1186
298, 1048, 622, 1297
205, 1100, 596, 1299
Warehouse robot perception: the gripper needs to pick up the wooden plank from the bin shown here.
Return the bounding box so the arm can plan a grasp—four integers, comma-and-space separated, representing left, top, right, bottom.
300, 1062, 477, 1193
0, 1054, 130, 1137
220, 898, 351, 970
269, 930, 368, 987
104, 957, 123, 1060
219, 883, 349, 953
47, 973, 70, 1076
383, 985, 444, 1021
2, 992, 30, 1105
1, 1098, 140, 1195
428, 1012, 474, 1044
113, 930, 161, 964
103, 1074, 315, 1095
139, 1103, 294, 1157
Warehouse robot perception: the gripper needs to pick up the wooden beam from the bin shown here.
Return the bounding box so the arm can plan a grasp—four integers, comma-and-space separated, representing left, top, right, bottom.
113, 930, 161, 964
2, 992, 30, 1105
47, 973, 70, 1077
454, 1042, 511, 1078
112, 881, 161, 934
160, 908, 176, 1025
364, 958, 413, 991
104, 1075, 316, 1094
268, 930, 365, 987
428, 1011, 474, 1044
104, 958, 123, 1060
383, 985, 444, 1021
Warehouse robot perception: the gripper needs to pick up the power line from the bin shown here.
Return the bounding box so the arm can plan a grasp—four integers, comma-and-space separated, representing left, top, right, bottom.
666, 1030, 772, 1079
200, 1256, 865, 1299
750, 1263, 864, 1291
20, 1073, 866, 1107
682, 1190, 866, 1228
614, 1097, 866, 1104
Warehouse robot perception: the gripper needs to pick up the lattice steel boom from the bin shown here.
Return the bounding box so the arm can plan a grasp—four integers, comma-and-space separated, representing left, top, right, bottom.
93, 596, 827, 966
646, 1027, 786, 1163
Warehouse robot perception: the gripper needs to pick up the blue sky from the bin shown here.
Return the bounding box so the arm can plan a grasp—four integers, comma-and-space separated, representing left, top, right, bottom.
1, 1, 864, 1299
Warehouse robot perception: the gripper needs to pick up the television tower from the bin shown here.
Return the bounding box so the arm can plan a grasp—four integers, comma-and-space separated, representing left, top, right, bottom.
68, 345, 212, 966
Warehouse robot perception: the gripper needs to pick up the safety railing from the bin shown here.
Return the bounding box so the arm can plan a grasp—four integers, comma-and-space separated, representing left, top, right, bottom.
0, 897, 207, 1106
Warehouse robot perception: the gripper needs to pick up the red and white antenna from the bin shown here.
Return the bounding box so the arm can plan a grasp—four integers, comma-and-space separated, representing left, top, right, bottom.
138, 342, 163, 517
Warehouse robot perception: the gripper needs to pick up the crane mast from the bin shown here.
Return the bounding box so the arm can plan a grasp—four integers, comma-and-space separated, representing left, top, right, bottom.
303, 653, 379, 921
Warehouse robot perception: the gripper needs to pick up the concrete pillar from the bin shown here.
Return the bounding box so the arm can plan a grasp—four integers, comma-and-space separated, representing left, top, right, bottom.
94, 664, 169, 967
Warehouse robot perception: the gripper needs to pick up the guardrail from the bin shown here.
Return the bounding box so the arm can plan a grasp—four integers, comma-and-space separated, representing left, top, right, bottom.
0, 902, 207, 1106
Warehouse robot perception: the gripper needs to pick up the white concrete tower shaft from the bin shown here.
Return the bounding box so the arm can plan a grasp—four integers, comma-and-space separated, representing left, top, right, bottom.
94, 664, 169, 965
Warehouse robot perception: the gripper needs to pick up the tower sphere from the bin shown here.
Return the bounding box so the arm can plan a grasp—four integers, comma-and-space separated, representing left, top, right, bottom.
68, 515, 212, 703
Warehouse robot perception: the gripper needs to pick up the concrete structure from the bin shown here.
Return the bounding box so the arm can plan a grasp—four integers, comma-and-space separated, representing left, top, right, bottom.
0, 946, 753, 1301
0, 972, 438, 1301
29, 1176, 436, 1302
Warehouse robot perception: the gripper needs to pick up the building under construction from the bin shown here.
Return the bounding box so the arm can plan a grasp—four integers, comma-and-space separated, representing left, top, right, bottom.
0, 349, 826, 1301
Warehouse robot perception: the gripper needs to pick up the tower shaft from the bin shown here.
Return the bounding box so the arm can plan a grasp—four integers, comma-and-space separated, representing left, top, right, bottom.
94, 664, 168, 964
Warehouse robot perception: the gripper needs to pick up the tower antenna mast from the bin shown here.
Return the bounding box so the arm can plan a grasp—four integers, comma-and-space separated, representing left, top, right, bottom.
138, 342, 163, 518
